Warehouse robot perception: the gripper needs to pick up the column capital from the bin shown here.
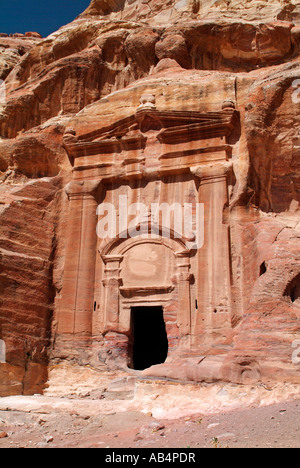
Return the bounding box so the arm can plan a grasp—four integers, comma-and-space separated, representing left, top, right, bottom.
101, 254, 124, 265
65, 180, 101, 199
190, 160, 233, 182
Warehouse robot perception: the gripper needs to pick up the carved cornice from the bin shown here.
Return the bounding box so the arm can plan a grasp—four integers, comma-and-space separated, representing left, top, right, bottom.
63, 106, 239, 163
157, 112, 236, 144
119, 285, 175, 298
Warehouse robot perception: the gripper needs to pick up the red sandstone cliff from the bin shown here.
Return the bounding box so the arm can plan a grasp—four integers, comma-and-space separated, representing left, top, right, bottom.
0, 0, 300, 396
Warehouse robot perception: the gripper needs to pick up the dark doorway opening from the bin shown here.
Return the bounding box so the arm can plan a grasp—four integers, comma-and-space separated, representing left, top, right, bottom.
284, 273, 300, 304
260, 261, 267, 276
130, 306, 168, 371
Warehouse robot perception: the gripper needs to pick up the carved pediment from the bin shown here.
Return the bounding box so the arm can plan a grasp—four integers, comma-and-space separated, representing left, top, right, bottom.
63, 101, 239, 163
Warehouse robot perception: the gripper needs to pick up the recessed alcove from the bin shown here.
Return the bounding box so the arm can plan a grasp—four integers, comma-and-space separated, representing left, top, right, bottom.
130, 306, 169, 371
284, 274, 300, 305
260, 261, 267, 276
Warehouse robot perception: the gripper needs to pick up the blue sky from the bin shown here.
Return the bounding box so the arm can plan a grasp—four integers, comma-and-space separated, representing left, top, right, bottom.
0, 0, 90, 37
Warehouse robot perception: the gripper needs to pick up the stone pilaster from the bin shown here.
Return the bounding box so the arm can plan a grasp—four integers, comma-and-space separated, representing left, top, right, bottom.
57, 180, 100, 336
191, 161, 233, 343
175, 251, 193, 336
101, 254, 124, 333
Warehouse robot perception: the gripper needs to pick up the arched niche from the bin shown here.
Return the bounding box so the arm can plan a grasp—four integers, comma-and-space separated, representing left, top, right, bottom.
101, 223, 190, 257
100, 228, 193, 341
284, 273, 300, 306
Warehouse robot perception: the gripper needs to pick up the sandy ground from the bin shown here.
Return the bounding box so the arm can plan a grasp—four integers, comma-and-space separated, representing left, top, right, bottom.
0, 383, 300, 449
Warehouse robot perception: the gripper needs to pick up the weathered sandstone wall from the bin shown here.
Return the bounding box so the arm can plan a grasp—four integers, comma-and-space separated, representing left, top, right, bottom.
0, 0, 299, 395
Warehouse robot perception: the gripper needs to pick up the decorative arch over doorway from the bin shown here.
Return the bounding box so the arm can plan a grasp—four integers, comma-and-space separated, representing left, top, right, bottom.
99, 229, 193, 362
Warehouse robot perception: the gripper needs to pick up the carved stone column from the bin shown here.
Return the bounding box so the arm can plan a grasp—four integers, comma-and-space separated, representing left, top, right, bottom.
175, 251, 192, 336
191, 161, 233, 341
58, 180, 100, 336
101, 254, 123, 333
